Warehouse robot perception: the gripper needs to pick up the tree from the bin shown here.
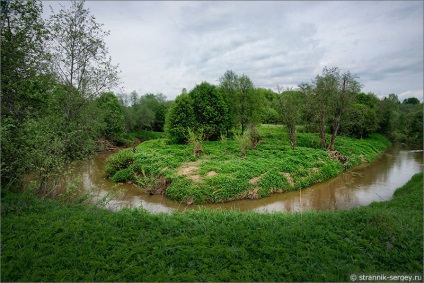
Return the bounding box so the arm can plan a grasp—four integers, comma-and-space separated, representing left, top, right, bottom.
344, 103, 378, 139
1, 0, 52, 181
327, 69, 361, 150
164, 93, 196, 143
403, 97, 420, 105
45, 0, 122, 157
237, 74, 261, 134
256, 88, 279, 124
302, 67, 361, 150
377, 93, 401, 136
278, 90, 305, 149
302, 69, 336, 148
219, 71, 264, 134
189, 82, 228, 140
219, 70, 239, 131
95, 92, 125, 142
48, 0, 120, 101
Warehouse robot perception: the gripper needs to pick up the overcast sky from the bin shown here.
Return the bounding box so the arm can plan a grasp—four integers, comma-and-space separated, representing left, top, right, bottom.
44, 1, 423, 101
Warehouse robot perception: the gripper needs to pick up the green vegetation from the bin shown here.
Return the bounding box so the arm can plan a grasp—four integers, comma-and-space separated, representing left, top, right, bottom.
106, 125, 391, 204
2, 173, 422, 282
1, 0, 123, 195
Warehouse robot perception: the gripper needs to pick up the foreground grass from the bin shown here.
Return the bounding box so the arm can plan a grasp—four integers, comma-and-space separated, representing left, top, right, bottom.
106, 125, 391, 204
2, 173, 422, 282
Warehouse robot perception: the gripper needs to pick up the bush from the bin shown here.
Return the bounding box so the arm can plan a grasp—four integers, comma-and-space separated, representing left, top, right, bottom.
110, 167, 134, 182
234, 132, 251, 157
104, 149, 134, 177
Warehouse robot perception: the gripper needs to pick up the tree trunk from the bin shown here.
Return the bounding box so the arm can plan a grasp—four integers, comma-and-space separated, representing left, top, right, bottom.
329, 123, 339, 151
319, 116, 327, 149
289, 127, 296, 150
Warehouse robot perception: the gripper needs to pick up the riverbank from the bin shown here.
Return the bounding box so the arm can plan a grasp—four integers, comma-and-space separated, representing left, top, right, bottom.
106, 125, 392, 204
2, 173, 422, 281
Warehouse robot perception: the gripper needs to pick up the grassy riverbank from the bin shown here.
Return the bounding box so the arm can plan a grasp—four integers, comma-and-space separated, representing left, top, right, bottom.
106, 125, 391, 204
2, 173, 422, 281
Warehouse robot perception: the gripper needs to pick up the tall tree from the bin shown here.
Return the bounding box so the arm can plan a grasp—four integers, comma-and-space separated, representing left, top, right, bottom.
48, 0, 120, 102
95, 92, 125, 142
1, 0, 51, 181
164, 93, 196, 143
302, 67, 361, 150
219, 70, 239, 131
189, 82, 228, 140
278, 90, 305, 149
46, 0, 122, 156
237, 74, 260, 134
328, 69, 361, 150
219, 71, 263, 134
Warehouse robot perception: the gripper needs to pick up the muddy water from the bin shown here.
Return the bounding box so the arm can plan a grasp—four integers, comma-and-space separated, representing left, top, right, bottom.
80, 145, 423, 213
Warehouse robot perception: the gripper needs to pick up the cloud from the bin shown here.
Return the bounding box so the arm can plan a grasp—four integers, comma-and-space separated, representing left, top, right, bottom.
45, 1, 423, 101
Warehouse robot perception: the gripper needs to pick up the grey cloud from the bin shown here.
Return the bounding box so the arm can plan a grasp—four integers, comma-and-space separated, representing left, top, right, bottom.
45, 1, 423, 101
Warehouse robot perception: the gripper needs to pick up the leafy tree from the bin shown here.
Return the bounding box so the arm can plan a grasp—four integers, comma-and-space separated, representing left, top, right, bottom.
256, 88, 279, 124
164, 93, 196, 143
47, 0, 120, 101
302, 67, 361, 150
278, 90, 305, 149
189, 82, 228, 140
219, 70, 239, 131
119, 92, 169, 132
343, 103, 378, 139
95, 92, 125, 142
219, 71, 264, 134
377, 93, 401, 136
327, 69, 361, 150
403, 97, 420, 105
1, 0, 52, 181
237, 74, 262, 134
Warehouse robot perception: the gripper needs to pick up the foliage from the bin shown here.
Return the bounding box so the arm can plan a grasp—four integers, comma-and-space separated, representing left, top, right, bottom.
189, 82, 228, 140
302, 67, 361, 150
1, 0, 50, 179
277, 90, 305, 149
187, 128, 205, 157
94, 92, 125, 143
118, 92, 169, 132
233, 132, 251, 157
343, 103, 378, 139
219, 71, 264, 134
2, 173, 422, 281
104, 149, 134, 177
47, 0, 120, 98
164, 93, 196, 143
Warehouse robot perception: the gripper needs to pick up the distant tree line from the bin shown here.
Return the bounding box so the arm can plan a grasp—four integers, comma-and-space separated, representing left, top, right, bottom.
164, 68, 423, 150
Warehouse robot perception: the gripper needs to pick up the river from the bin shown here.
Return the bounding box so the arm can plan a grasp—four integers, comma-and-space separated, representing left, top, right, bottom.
78, 144, 423, 213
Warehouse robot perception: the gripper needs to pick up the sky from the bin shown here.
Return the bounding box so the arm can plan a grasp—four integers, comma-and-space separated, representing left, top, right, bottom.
43, 1, 423, 102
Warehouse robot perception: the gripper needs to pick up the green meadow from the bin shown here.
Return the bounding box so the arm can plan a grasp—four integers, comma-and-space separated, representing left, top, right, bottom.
106, 125, 392, 204
2, 173, 422, 281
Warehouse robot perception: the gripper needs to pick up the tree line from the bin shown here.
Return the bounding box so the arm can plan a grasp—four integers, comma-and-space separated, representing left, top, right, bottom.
1, 0, 422, 195
164, 68, 422, 151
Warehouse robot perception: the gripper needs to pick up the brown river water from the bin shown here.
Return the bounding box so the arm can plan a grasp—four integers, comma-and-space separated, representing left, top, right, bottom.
78, 145, 423, 213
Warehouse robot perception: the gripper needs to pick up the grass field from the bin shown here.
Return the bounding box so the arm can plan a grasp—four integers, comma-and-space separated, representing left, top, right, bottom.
2, 173, 422, 282
106, 125, 392, 204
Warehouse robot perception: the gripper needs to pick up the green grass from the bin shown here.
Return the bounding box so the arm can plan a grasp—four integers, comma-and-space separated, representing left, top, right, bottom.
106, 125, 392, 204
2, 173, 422, 282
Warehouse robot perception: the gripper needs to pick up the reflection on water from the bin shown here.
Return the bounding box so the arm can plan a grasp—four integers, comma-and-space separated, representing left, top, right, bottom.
78, 145, 423, 213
